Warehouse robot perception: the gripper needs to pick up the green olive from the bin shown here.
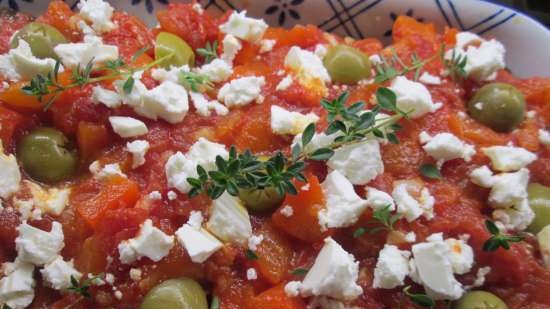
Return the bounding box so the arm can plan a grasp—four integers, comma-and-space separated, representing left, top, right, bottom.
323, 45, 372, 84
452, 291, 508, 309
10, 22, 68, 60
17, 128, 78, 183
468, 83, 525, 132
140, 278, 208, 309
238, 187, 285, 213
527, 183, 550, 234
155, 32, 195, 68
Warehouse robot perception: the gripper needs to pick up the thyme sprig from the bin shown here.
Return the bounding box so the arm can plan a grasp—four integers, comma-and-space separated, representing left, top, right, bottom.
483, 220, 524, 251
353, 204, 401, 238
187, 88, 409, 200
374, 48, 439, 83
21, 50, 174, 111
67, 273, 104, 299
403, 286, 434, 308
441, 44, 468, 81
179, 71, 214, 93
196, 41, 218, 64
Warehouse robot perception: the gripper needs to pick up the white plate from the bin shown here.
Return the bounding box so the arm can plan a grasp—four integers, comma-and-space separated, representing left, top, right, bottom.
3, 0, 549, 77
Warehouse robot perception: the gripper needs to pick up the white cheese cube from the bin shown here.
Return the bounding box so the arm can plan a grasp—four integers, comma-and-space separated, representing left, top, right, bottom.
0, 261, 35, 309
411, 236, 464, 300
284, 281, 301, 297
15, 221, 64, 266
392, 182, 435, 222
126, 140, 150, 168
92, 86, 122, 108
151, 65, 190, 83
165, 138, 228, 194
9, 40, 58, 80
247, 234, 264, 251
419, 72, 442, 85
469, 165, 495, 188
0, 143, 21, 199
488, 168, 529, 208
389, 76, 442, 119
319, 170, 369, 229
78, 0, 116, 33
175, 224, 222, 263
220, 34, 242, 63
327, 140, 384, 185
206, 193, 252, 244
292, 131, 341, 154
54, 42, 118, 68
197, 58, 233, 83
373, 244, 411, 289
482, 146, 537, 172
117, 219, 174, 264
419, 131, 475, 167
219, 11, 268, 43
492, 198, 535, 230
259, 39, 276, 53
365, 187, 395, 211
276, 75, 293, 91
270, 105, 319, 136
217, 76, 265, 107
314, 44, 328, 59
91, 162, 126, 180
0, 53, 20, 81
445, 238, 474, 275
246, 268, 258, 280
539, 129, 550, 146
299, 237, 362, 301
109, 116, 148, 138
537, 225, 550, 267
189, 92, 229, 117
26, 181, 70, 216
140, 81, 189, 124
284, 46, 330, 84
40, 256, 82, 290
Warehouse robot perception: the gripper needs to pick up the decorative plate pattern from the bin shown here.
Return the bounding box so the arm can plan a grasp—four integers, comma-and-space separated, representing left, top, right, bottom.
1, 0, 549, 77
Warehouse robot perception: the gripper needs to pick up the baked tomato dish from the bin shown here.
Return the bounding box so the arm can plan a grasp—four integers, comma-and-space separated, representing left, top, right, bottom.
0, 1, 549, 309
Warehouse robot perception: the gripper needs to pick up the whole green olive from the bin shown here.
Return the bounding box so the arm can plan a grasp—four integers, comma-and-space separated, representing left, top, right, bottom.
10, 22, 68, 60
527, 183, 550, 234
17, 128, 78, 183
452, 291, 508, 309
468, 83, 525, 132
155, 32, 195, 68
238, 187, 285, 213
323, 45, 372, 84
140, 278, 208, 309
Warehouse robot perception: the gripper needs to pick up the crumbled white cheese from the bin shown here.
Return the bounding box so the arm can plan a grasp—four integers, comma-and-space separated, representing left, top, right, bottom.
0, 144, 21, 199
280, 205, 294, 217
25, 181, 70, 216
314, 44, 328, 59
151, 65, 189, 83
91, 162, 126, 180
40, 256, 82, 290
419, 72, 442, 85
482, 146, 537, 172
148, 191, 162, 200
537, 225, 550, 267
492, 198, 535, 230
390, 76, 442, 119
539, 129, 550, 146
165, 138, 228, 194
217, 76, 266, 107
129, 268, 142, 281
221, 34, 242, 63
270, 105, 319, 135
136, 81, 189, 124
292, 131, 341, 154
109, 116, 148, 138
117, 219, 174, 264
206, 193, 252, 244
488, 168, 529, 208
297, 237, 362, 301
54, 41, 118, 68
469, 165, 495, 187
0, 261, 35, 309
248, 234, 264, 251
192, 2, 204, 14
467, 266, 491, 288
167, 190, 177, 201
0, 53, 20, 81
405, 232, 417, 243
392, 182, 435, 222
446, 32, 505, 81
276, 75, 293, 91
246, 268, 258, 280
327, 139, 383, 185
15, 221, 64, 266
419, 131, 475, 168
187, 211, 204, 229
284, 46, 330, 84
189, 92, 229, 117
219, 11, 268, 43
319, 170, 368, 230
365, 187, 395, 211
369, 54, 382, 65
91, 86, 122, 108
284, 281, 301, 297
259, 39, 276, 53
445, 237, 474, 275
9, 40, 59, 80
197, 58, 233, 83
373, 244, 411, 289
78, 0, 116, 33
175, 222, 222, 263
114, 290, 123, 300
126, 140, 150, 168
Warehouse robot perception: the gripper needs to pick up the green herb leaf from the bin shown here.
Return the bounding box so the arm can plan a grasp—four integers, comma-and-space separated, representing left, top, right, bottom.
420, 164, 442, 180
309, 148, 334, 161
291, 268, 309, 276
210, 296, 220, 309
246, 250, 259, 260
483, 220, 524, 252
197, 41, 218, 64
123, 76, 135, 94
67, 273, 104, 299
302, 123, 316, 147
353, 227, 367, 238
376, 87, 397, 111
403, 286, 434, 308
179, 71, 213, 93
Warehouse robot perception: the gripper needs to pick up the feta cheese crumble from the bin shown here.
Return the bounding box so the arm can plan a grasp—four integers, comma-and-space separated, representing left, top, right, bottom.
126, 140, 150, 168
327, 139, 383, 185
217, 76, 266, 107
373, 244, 411, 289
389, 76, 442, 119
54, 41, 118, 68
276, 75, 293, 91
284, 46, 331, 84
117, 219, 174, 264
206, 193, 252, 244
109, 116, 148, 138
0, 143, 21, 199
246, 268, 258, 280
219, 11, 268, 43
25, 181, 70, 216
197, 58, 233, 83
189, 92, 229, 117
365, 187, 395, 211
270, 105, 319, 135
392, 181, 435, 222
280, 205, 294, 217
78, 0, 116, 33
221, 34, 242, 63
175, 218, 223, 263
15, 222, 64, 266
482, 146, 537, 172
40, 256, 82, 290
0, 261, 36, 309
91, 86, 122, 108
419, 72, 442, 85
419, 131, 475, 168
259, 39, 276, 53
539, 129, 550, 146
9, 40, 59, 80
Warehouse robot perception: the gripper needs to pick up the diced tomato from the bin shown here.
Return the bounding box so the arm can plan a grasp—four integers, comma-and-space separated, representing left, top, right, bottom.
77, 121, 110, 165
0, 106, 24, 147
264, 25, 325, 49
0, 10, 33, 54
272, 175, 326, 243
36, 0, 82, 42
392, 16, 437, 42
250, 284, 307, 309
249, 221, 293, 284
103, 12, 154, 61
513, 119, 540, 152
156, 3, 219, 50
352, 38, 384, 55
0, 82, 50, 112
216, 276, 255, 309
76, 176, 140, 228
447, 113, 509, 146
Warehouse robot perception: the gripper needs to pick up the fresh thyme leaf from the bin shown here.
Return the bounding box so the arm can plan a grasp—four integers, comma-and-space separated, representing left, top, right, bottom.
353, 227, 367, 238
355, 205, 400, 237
72, 58, 94, 86
67, 273, 104, 299
302, 123, 315, 147
441, 44, 468, 81
403, 286, 434, 308
102, 58, 126, 71
179, 71, 213, 93
196, 41, 218, 64
291, 268, 309, 276
122, 76, 135, 94
131, 46, 151, 62
420, 164, 442, 180
210, 296, 220, 309
376, 87, 397, 111
483, 220, 524, 252
246, 250, 259, 260
374, 49, 439, 84
309, 148, 334, 161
